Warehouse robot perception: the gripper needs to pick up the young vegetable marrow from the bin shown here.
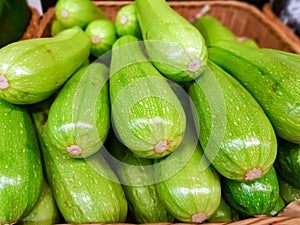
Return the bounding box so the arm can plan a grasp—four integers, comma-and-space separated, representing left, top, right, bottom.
47, 63, 110, 158
0, 98, 43, 224
208, 41, 300, 144
109, 35, 186, 159
106, 132, 174, 223
155, 119, 221, 223
278, 176, 300, 204
188, 60, 277, 181
0, 28, 90, 105
135, 0, 208, 82
31, 103, 128, 224
115, 4, 142, 39
275, 138, 300, 189
55, 0, 108, 29
222, 167, 280, 217
20, 179, 61, 225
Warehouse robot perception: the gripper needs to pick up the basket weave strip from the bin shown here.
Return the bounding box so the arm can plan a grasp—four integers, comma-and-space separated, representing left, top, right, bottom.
20, 7, 41, 40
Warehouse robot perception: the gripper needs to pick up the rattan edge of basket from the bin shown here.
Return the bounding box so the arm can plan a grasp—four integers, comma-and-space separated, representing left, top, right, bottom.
20, 6, 41, 40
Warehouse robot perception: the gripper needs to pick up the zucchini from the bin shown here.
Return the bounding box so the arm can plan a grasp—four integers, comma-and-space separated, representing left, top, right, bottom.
20, 180, 61, 225
31, 103, 128, 224
115, 4, 142, 39
106, 132, 174, 223
0, 27, 90, 105
0, 98, 43, 224
266, 196, 285, 217
51, 20, 66, 36
193, 15, 237, 47
55, 0, 108, 29
222, 167, 280, 217
135, 0, 208, 82
208, 41, 300, 144
278, 176, 300, 204
85, 19, 118, 58
155, 121, 221, 223
109, 35, 186, 159
47, 63, 110, 158
207, 197, 239, 223
274, 138, 300, 189
188, 60, 277, 181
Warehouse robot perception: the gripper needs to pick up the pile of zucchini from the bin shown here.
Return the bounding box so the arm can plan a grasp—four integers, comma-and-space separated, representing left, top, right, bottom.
0, 0, 299, 224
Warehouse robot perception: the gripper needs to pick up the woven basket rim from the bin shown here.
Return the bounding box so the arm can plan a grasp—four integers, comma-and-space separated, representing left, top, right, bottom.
20, 6, 41, 40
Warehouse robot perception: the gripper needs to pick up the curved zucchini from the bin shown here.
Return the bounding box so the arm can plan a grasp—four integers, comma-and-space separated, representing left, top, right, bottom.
47, 63, 110, 158
31, 104, 128, 224
155, 121, 221, 223
115, 4, 142, 39
275, 138, 300, 189
222, 167, 280, 217
0, 98, 43, 224
135, 0, 208, 82
20, 180, 61, 225
208, 41, 300, 144
188, 60, 277, 181
278, 176, 300, 204
55, 0, 108, 29
106, 133, 174, 223
109, 35, 186, 159
0, 28, 90, 104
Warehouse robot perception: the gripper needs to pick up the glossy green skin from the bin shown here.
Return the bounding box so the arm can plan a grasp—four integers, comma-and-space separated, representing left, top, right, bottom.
266, 196, 285, 217
208, 41, 300, 144
222, 167, 280, 216
20, 180, 61, 225
188, 60, 277, 181
107, 134, 174, 223
55, 0, 108, 29
0, 99, 43, 224
85, 19, 118, 58
261, 48, 300, 63
208, 197, 239, 223
109, 35, 186, 159
278, 176, 300, 204
47, 63, 110, 158
115, 4, 142, 39
135, 0, 207, 82
275, 138, 300, 189
193, 15, 237, 47
51, 20, 66, 37
0, 28, 90, 105
155, 124, 221, 223
31, 106, 128, 224
0, 0, 31, 47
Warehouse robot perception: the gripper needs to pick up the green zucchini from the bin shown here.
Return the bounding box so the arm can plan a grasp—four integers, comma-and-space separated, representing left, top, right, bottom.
0, 98, 43, 224
0, 27, 90, 105
109, 35, 186, 159
266, 196, 285, 217
222, 167, 280, 217
275, 138, 300, 189
155, 121, 221, 223
208, 41, 300, 144
31, 103, 128, 224
106, 132, 174, 223
47, 63, 110, 158
85, 19, 118, 58
135, 0, 207, 82
193, 15, 237, 47
207, 197, 239, 223
20, 180, 61, 225
115, 4, 142, 39
51, 20, 66, 36
260, 48, 300, 63
188, 60, 277, 181
55, 0, 108, 29
0, 0, 31, 47
278, 176, 300, 204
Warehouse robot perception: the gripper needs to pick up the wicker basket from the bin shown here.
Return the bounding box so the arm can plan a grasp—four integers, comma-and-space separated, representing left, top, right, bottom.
38, 0, 300, 54
20, 6, 41, 40
262, 2, 300, 54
